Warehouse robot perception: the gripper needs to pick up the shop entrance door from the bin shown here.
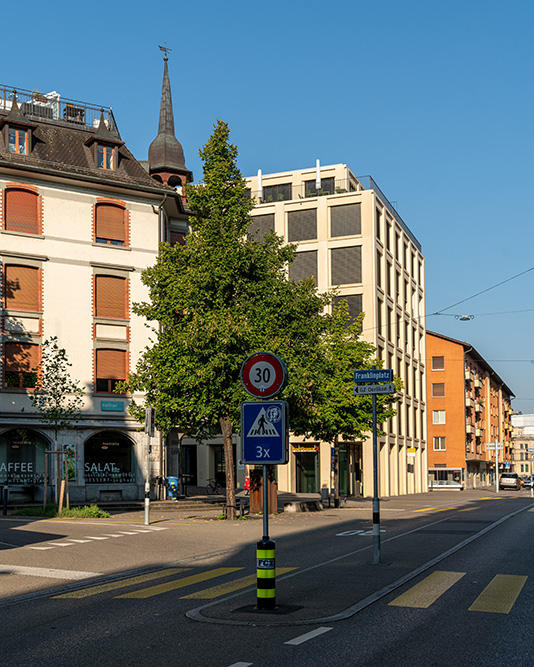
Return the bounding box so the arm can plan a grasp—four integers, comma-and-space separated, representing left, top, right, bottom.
296, 452, 319, 493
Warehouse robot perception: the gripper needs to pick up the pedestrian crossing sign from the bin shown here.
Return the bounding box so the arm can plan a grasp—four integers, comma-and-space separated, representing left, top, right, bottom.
241, 400, 289, 464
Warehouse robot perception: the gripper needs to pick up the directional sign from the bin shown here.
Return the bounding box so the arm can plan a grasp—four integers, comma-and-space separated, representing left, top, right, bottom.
353, 369, 393, 383
241, 400, 289, 464
353, 383, 396, 396
486, 442, 504, 450
528, 448, 534, 453
241, 352, 287, 399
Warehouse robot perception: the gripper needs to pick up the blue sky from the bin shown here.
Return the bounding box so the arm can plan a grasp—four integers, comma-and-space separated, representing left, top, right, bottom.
4, 0, 534, 412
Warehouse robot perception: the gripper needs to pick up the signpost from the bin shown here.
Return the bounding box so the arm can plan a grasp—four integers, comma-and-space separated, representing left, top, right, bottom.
486, 441, 503, 492
240, 353, 289, 610
529, 448, 534, 498
144, 407, 155, 525
353, 367, 396, 565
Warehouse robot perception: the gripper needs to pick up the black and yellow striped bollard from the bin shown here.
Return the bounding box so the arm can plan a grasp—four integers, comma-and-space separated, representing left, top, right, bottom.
256, 538, 276, 610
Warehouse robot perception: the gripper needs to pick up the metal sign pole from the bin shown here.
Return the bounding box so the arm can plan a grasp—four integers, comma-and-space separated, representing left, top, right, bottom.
145, 433, 151, 526
372, 393, 381, 564
495, 440, 499, 493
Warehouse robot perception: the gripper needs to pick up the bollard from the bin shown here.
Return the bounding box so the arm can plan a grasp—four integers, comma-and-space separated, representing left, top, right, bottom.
3, 484, 8, 516
256, 538, 276, 610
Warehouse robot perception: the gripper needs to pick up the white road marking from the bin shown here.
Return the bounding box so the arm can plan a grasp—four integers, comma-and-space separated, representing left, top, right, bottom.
337, 530, 364, 536
49, 542, 76, 547
101, 534, 125, 538
228, 663, 253, 667
68, 539, 93, 543
117, 531, 141, 536
285, 627, 333, 645
0, 564, 102, 579
27, 546, 55, 550
84, 536, 108, 540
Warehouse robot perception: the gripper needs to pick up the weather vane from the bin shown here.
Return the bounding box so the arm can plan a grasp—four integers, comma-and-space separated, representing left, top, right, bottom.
158, 43, 172, 59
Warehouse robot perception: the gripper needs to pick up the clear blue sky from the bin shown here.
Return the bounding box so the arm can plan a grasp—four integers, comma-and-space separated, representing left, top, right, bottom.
4, 0, 534, 413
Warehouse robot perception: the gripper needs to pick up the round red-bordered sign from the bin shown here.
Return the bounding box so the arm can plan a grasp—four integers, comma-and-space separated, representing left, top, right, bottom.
240, 352, 287, 399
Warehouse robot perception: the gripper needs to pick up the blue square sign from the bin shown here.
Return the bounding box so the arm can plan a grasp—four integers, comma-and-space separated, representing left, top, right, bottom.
241, 400, 289, 465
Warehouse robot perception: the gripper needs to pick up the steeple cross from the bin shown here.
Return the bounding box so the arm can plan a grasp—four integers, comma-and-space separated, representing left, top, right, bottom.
158, 43, 172, 59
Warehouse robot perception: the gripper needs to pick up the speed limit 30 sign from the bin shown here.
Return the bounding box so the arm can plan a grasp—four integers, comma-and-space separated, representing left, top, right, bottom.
241, 352, 287, 399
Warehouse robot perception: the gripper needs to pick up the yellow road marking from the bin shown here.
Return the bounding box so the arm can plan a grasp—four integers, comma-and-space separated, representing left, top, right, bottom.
468, 575, 527, 614
413, 508, 435, 513
389, 571, 465, 608
434, 507, 457, 512
53, 568, 189, 599
182, 567, 297, 599
459, 507, 478, 512
117, 567, 243, 599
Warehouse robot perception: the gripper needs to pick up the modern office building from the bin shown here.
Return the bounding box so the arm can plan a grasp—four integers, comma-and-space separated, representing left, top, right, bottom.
426, 331, 514, 489
0, 60, 190, 504
240, 164, 427, 497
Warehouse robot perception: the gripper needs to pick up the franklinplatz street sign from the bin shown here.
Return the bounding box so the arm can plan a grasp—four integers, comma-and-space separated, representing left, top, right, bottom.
353, 369, 393, 383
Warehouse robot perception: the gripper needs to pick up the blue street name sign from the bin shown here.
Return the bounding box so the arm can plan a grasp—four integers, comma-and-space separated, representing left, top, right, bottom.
241, 400, 289, 465
353, 369, 393, 383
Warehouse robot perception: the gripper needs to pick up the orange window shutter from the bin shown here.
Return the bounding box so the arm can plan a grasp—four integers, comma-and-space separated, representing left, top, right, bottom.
5, 343, 39, 371
96, 349, 126, 379
5, 189, 39, 234
95, 204, 125, 241
95, 276, 126, 318
5, 265, 39, 311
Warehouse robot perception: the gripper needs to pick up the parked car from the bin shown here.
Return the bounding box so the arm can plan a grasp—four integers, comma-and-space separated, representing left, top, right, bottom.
522, 477, 534, 489
499, 471, 521, 490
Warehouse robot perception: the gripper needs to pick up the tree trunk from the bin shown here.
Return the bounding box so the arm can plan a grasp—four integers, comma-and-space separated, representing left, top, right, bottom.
333, 435, 340, 508
220, 417, 236, 520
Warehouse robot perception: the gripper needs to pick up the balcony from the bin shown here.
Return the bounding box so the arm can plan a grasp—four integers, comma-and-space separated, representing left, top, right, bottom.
466, 424, 475, 434
475, 428, 483, 437
465, 397, 474, 408
475, 402, 483, 413
465, 370, 474, 382
0, 84, 119, 134
474, 378, 483, 389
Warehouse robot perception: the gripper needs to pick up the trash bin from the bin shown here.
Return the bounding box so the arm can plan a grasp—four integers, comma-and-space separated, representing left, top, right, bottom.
167, 476, 179, 500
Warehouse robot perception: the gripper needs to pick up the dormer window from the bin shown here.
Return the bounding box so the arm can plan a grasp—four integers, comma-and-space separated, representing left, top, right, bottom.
8, 127, 28, 155
97, 144, 115, 170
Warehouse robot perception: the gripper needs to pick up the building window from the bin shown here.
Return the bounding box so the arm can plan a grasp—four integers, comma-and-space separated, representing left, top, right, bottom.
169, 230, 186, 246
433, 410, 446, 424
262, 183, 292, 202
332, 295, 363, 326
97, 144, 115, 170
4, 187, 39, 234
4, 265, 40, 311
84, 432, 136, 484
250, 214, 274, 242
331, 246, 362, 285
95, 276, 127, 319
95, 203, 126, 246
288, 209, 317, 241
432, 383, 445, 397
433, 437, 446, 451
95, 349, 127, 393
8, 127, 28, 155
432, 356, 445, 370
304, 177, 335, 196
4, 342, 39, 389
289, 250, 318, 285
330, 203, 361, 237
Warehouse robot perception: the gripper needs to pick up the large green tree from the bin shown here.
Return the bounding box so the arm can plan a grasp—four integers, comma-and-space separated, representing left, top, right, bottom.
125, 120, 330, 518
308, 301, 401, 506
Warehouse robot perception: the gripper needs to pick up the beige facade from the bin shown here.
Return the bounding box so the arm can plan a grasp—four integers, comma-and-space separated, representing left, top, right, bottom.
0, 83, 188, 504
511, 413, 534, 478
237, 163, 427, 497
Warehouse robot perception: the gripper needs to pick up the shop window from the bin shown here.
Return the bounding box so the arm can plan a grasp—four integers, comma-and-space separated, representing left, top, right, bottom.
8, 127, 28, 154
4, 187, 39, 234
95, 348, 126, 393
4, 265, 40, 311
4, 342, 39, 389
0, 428, 47, 484
95, 275, 127, 319
84, 431, 136, 484
95, 203, 126, 246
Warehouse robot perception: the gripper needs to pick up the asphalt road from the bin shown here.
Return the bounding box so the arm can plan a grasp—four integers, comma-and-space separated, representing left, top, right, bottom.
1, 490, 533, 666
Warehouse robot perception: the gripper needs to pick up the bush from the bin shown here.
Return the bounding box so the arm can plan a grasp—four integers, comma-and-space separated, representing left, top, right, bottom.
13, 503, 110, 519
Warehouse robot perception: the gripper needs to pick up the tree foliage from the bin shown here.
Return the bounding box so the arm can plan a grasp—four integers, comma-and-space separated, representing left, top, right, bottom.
30, 336, 84, 437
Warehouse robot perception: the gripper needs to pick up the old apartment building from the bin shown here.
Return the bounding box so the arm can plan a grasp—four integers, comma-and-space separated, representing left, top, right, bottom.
427, 331, 514, 489
0, 58, 190, 504
242, 164, 427, 497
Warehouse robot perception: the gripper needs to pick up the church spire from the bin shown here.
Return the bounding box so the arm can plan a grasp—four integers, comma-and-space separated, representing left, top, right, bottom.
148, 48, 192, 186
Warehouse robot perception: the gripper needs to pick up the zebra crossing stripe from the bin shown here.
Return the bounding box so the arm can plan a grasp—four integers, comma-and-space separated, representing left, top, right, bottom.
182, 568, 297, 600
389, 571, 466, 608
117, 567, 243, 599
0, 564, 102, 580
468, 574, 527, 614
54, 568, 190, 599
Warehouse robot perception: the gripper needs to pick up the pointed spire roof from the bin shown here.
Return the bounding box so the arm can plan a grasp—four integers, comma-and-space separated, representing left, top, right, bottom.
0, 91, 37, 130
148, 54, 190, 177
